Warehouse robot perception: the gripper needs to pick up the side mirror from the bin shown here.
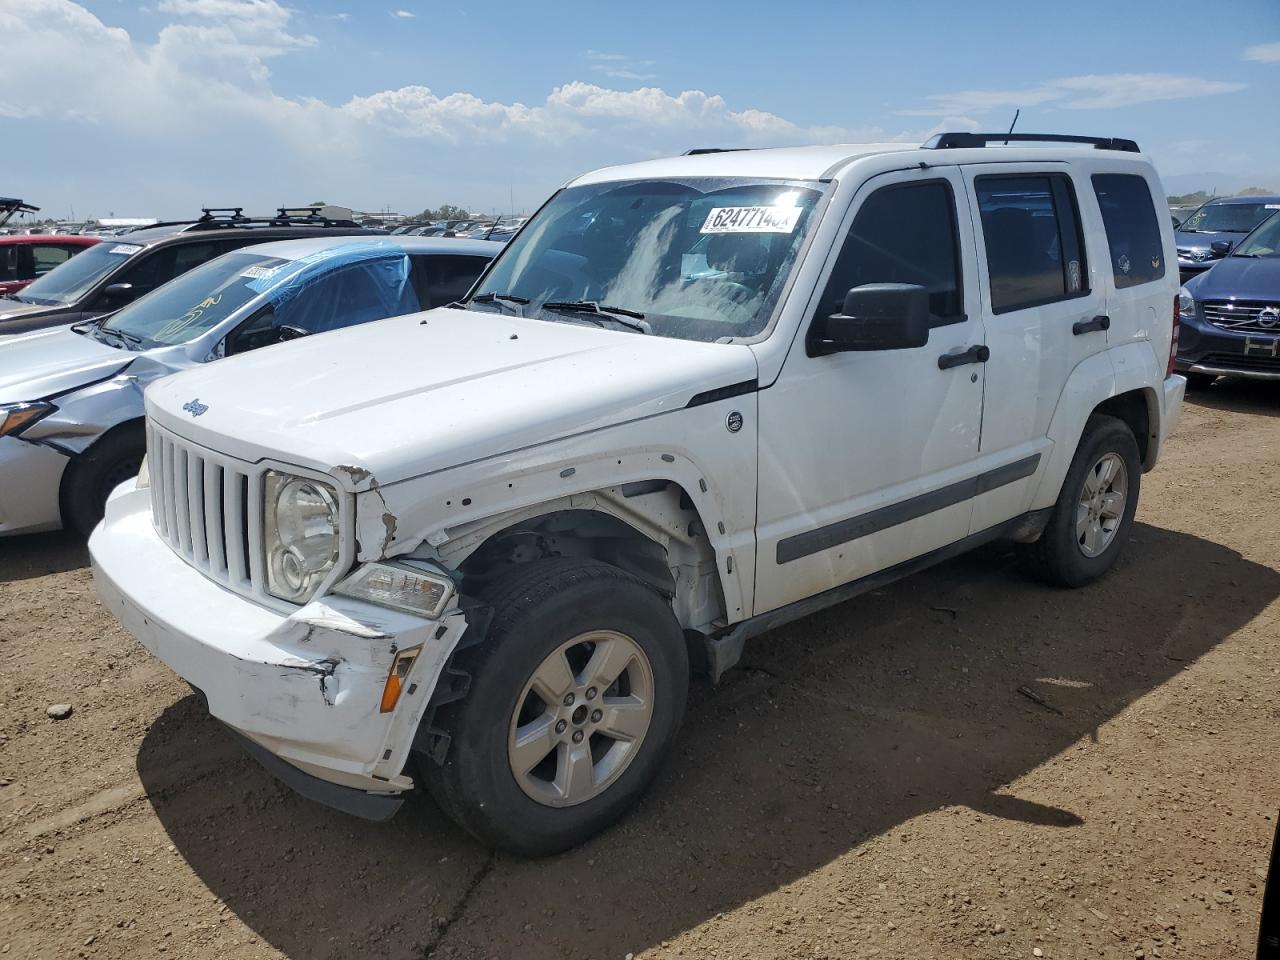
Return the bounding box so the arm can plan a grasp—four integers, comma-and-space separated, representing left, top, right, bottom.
1210, 240, 1233, 257
101, 282, 136, 305
807, 283, 931, 357
274, 324, 310, 343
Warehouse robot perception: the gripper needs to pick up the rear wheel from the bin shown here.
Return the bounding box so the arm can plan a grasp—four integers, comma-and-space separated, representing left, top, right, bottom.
421, 558, 689, 856
1016, 414, 1141, 587
62, 426, 145, 537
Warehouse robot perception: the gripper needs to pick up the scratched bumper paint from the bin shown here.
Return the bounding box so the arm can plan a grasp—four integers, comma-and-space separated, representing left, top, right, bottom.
90, 482, 469, 797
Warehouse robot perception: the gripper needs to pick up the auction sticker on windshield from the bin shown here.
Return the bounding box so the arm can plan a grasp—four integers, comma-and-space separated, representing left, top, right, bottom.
241, 264, 284, 280
700, 206, 801, 234
107, 244, 144, 255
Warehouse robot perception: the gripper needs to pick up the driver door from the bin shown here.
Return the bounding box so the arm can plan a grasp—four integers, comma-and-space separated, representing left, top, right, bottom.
753, 168, 988, 614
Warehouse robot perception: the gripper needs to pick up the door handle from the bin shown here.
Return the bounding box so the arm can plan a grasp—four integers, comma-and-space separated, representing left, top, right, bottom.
937, 344, 990, 370
1073, 314, 1110, 336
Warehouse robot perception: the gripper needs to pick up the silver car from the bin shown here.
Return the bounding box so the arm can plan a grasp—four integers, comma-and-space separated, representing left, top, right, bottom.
0, 235, 495, 536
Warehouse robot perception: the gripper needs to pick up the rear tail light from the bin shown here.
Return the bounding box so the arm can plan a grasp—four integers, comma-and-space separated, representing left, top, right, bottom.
1167, 295, 1180, 378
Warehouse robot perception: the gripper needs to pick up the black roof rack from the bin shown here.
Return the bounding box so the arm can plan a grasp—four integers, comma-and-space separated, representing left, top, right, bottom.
923, 132, 1140, 153
683, 147, 753, 156
0, 198, 40, 227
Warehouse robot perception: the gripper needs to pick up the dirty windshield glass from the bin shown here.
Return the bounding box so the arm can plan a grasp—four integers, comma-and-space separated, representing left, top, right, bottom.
471, 177, 826, 341
13, 241, 143, 305
102, 252, 290, 347
1180, 201, 1278, 234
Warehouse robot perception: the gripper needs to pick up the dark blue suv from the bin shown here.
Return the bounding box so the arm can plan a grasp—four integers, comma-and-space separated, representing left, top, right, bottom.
1175, 195, 1280, 282
1176, 209, 1280, 385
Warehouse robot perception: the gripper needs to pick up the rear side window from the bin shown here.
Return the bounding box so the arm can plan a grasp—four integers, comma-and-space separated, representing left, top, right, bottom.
1091, 174, 1166, 289
976, 175, 1087, 314
816, 180, 964, 326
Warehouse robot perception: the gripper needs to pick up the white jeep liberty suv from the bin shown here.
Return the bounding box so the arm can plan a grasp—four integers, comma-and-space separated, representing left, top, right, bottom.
92, 132, 1185, 855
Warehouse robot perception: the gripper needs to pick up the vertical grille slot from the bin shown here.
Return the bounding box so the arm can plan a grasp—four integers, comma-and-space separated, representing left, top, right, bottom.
144, 422, 265, 600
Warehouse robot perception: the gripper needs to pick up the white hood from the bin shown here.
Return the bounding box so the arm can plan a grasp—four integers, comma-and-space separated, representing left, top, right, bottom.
146, 308, 758, 486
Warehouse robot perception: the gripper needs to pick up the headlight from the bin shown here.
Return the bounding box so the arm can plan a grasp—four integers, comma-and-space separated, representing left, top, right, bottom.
264, 471, 341, 603
0, 401, 55, 439
1177, 286, 1198, 320
334, 562, 454, 618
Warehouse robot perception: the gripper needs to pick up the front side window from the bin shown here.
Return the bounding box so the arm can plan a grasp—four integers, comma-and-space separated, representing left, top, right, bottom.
271, 256, 420, 335
0, 246, 18, 282
15, 241, 146, 306
976, 175, 1087, 314
471, 177, 826, 342
814, 179, 964, 327
1092, 174, 1166, 289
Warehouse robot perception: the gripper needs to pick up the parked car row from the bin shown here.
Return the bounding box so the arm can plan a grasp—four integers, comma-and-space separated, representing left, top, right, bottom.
0, 212, 496, 536
70, 132, 1190, 856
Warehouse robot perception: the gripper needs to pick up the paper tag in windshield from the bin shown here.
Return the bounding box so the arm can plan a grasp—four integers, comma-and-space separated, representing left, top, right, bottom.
241, 264, 284, 280
700, 205, 801, 234
1267, 204, 1280, 210
107, 243, 143, 255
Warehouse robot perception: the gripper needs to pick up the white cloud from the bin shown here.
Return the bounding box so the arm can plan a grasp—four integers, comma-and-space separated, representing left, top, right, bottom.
905, 73, 1246, 116
1243, 41, 1280, 63
391, 9, 415, 18
584, 50, 656, 81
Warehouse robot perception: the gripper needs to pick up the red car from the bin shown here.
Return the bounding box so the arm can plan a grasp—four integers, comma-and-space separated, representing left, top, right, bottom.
0, 235, 100, 297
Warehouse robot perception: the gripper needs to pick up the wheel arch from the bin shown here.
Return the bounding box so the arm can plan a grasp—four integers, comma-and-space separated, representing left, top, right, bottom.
430, 480, 731, 635
57, 416, 146, 523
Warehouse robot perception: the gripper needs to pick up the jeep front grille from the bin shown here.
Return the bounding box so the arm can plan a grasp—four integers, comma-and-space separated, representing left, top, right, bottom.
147, 422, 265, 600
1202, 301, 1280, 334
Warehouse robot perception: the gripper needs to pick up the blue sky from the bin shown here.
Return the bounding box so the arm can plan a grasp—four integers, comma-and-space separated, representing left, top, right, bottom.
2, 0, 1278, 220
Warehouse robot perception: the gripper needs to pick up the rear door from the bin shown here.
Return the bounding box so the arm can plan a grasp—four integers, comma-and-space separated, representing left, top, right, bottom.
960, 164, 1109, 533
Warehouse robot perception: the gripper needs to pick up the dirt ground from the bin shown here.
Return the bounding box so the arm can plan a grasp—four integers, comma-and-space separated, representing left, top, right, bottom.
2, 383, 1278, 960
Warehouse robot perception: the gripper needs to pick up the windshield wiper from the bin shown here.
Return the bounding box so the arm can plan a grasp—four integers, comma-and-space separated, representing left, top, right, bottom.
539, 300, 650, 334
466, 292, 529, 315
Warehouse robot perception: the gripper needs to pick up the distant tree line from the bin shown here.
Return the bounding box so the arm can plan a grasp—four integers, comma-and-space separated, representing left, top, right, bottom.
413, 204, 472, 221
1168, 186, 1277, 206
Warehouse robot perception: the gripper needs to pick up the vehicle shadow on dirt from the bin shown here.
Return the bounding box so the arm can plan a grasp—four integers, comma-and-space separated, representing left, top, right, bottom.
1185, 378, 1280, 415
137, 522, 1280, 960
0, 530, 87, 582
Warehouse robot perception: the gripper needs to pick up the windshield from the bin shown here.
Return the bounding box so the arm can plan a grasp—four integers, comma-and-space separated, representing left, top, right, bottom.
15, 241, 143, 305
471, 177, 826, 342
1234, 212, 1280, 258
1180, 201, 1279, 234
102, 252, 289, 347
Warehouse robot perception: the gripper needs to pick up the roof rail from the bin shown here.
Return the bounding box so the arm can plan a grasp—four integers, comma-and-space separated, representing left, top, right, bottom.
683, 147, 753, 156
197, 206, 249, 223
922, 132, 1140, 153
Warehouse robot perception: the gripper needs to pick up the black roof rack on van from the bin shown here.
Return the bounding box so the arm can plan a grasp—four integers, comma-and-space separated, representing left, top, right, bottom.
683, 147, 754, 156
144, 206, 362, 233
922, 132, 1140, 153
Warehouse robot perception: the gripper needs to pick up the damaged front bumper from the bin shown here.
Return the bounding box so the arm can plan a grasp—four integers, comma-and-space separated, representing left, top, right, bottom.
0, 436, 69, 535
90, 482, 470, 816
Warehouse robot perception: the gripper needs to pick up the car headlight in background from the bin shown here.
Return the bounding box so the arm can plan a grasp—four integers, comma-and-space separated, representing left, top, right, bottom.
1177, 286, 1198, 320
0, 401, 55, 439
264, 471, 341, 603
334, 562, 454, 618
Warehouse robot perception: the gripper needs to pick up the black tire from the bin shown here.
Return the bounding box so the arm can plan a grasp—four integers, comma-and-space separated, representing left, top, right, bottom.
421, 558, 689, 856
1183, 372, 1216, 390
1016, 414, 1141, 588
61, 425, 145, 537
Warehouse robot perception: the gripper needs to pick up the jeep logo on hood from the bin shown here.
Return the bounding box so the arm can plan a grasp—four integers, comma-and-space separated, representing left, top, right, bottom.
182, 398, 209, 418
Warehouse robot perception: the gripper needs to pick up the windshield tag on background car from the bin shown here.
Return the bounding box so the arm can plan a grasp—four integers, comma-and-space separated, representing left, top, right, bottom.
241, 264, 284, 280
108, 243, 143, 255
700, 205, 801, 235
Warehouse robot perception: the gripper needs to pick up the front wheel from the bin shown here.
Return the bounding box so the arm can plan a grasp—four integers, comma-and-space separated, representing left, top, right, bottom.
1016, 414, 1141, 587
421, 558, 689, 856
62, 426, 145, 537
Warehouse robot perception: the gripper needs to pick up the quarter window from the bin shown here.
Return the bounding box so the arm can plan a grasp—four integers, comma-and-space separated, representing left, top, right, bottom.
1091, 174, 1166, 289
976, 175, 1087, 314
816, 180, 965, 327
